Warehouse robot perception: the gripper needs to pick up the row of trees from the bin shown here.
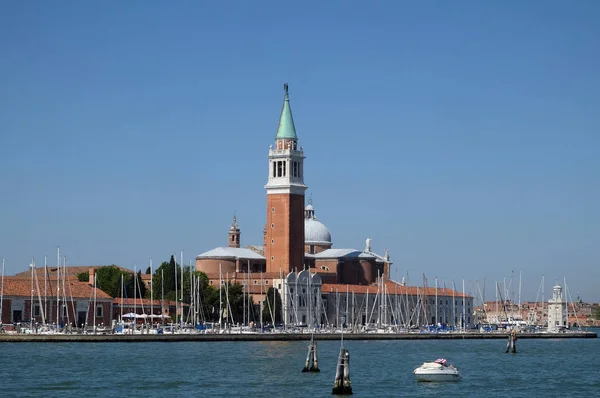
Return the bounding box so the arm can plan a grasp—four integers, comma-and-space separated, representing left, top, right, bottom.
82, 255, 284, 325
77, 266, 146, 299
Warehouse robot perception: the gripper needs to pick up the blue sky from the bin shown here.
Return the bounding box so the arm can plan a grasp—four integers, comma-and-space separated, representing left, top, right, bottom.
1, 1, 598, 302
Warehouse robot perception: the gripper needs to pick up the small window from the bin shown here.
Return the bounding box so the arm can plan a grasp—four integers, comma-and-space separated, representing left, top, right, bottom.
96, 305, 103, 318
63, 306, 67, 317
34, 305, 40, 316
271, 208, 275, 214
242, 280, 246, 285
265, 280, 269, 285
271, 239, 274, 244
209, 280, 213, 285
271, 223, 274, 229
254, 280, 258, 285
271, 256, 274, 261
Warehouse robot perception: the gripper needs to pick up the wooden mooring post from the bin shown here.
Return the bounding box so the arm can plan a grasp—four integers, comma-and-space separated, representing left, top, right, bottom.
302, 338, 320, 372
505, 329, 517, 353
332, 347, 352, 395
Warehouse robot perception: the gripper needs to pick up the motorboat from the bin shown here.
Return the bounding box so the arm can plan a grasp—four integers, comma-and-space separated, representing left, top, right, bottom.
413, 358, 462, 382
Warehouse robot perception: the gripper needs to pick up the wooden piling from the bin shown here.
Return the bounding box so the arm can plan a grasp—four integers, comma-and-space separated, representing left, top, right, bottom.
505, 329, 517, 353
332, 347, 352, 395
302, 339, 320, 372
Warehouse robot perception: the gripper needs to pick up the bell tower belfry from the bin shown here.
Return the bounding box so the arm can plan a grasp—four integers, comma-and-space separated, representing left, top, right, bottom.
228, 214, 240, 248
264, 84, 307, 274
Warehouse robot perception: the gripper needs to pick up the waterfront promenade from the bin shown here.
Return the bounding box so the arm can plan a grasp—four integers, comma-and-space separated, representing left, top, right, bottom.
0, 330, 595, 343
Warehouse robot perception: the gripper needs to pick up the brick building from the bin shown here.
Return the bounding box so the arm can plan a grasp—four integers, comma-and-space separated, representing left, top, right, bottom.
0, 275, 112, 329
194, 85, 473, 328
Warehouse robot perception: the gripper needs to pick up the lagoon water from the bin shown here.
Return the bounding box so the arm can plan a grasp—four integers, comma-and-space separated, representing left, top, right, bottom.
1, 334, 599, 397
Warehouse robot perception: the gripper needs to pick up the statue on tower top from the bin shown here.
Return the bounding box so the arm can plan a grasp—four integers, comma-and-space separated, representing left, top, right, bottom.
284, 83, 289, 93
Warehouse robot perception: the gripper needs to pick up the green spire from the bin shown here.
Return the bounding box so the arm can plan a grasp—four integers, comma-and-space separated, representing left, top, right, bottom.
276, 83, 297, 141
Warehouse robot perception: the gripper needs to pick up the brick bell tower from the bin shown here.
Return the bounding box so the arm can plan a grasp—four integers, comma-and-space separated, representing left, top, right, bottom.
264, 83, 307, 274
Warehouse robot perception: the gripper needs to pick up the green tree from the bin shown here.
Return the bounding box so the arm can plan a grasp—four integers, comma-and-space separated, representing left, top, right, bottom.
125, 270, 146, 299
203, 282, 251, 325
145, 266, 151, 274
151, 255, 179, 301
95, 265, 126, 298
76, 271, 89, 282
262, 287, 283, 324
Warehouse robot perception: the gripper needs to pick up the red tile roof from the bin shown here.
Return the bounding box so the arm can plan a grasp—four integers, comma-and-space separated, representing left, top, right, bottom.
321, 281, 471, 298
1, 276, 112, 299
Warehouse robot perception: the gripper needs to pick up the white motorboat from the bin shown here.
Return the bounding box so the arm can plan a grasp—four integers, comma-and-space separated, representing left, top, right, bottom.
413, 358, 462, 382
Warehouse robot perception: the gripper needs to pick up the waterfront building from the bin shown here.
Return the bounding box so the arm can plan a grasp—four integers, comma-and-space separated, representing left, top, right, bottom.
0, 275, 112, 329
194, 85, 474, 329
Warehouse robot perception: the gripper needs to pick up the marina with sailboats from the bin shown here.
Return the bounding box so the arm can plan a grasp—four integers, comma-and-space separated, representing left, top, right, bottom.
1, 87, 598, 342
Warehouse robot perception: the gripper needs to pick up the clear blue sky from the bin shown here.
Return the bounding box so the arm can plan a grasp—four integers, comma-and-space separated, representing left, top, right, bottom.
1, 1, 598, 302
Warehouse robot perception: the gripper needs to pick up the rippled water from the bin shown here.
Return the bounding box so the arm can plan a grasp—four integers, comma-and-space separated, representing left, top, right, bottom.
1, 334, 599, 397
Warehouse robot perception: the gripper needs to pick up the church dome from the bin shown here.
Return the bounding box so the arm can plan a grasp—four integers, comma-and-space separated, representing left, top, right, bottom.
305, 218, 332, 244
304, 198, 332, 244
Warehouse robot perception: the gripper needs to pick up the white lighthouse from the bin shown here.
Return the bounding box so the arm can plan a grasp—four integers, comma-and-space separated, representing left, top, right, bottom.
546, 285, 567, 333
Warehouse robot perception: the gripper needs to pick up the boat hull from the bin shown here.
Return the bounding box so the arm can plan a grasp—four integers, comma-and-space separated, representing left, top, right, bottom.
413, 363, 462, 382
414, 370, 462, 382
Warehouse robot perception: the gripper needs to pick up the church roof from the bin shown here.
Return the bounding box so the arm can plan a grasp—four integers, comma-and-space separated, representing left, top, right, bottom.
275, 84, 297, 141
195, 247, 265, 260
364, 250, 392, 264
313, 249, 376, 259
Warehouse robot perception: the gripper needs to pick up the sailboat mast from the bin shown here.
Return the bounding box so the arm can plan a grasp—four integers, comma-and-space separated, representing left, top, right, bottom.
280, 266, 284, 331
133, 266, 137, 326
93, 272, 97, 332
120, 274, 124, 321
174, 254, 178, 326
150, 259, 153, 327
518, 270, 522, 320
56, 246, 60, 327
180, 250, 184, 327
44, 256, 47, 326
260, 271, 264, 330
462, 279, 466, 331
365, 289, 368, 329
30, 257, 34, 331
542, 274, 545, 325
33, 260, 46, 325
219, 263, 222, 331
452, 281, 456, 329
435, 277, 438, 328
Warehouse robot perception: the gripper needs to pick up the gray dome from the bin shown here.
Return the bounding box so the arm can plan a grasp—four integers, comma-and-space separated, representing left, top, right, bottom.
305, 218, 332, 244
